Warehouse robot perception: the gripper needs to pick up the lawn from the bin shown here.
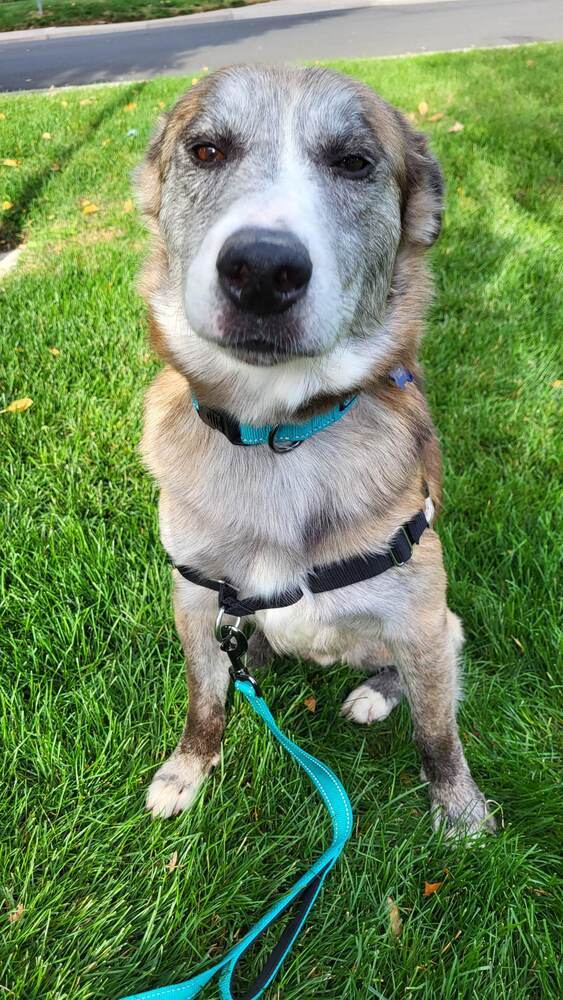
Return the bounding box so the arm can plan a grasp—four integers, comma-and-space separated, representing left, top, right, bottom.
0, 0, 267, 34
1, 43, 562, 1000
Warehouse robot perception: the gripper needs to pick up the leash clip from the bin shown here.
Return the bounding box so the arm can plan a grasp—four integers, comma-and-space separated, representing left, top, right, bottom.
215, 611, 262, 696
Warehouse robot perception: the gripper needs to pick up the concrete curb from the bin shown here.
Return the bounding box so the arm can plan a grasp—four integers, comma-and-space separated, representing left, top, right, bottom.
0, 0, 458, 44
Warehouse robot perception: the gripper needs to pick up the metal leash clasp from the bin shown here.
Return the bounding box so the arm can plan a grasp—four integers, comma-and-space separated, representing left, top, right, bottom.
215, 607, 261, 696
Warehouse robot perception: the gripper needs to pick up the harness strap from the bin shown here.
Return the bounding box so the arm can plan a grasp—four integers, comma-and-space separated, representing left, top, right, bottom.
119, 679, 353, 1000
173, 507, 430, 618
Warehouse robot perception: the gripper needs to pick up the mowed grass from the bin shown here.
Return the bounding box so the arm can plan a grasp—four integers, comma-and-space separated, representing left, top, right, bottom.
0, 0, 266, 34
0, 44, 562, 1000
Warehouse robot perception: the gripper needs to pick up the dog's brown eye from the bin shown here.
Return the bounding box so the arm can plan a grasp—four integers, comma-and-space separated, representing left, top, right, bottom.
333, 154, 371, 177
192, 144, 226, 164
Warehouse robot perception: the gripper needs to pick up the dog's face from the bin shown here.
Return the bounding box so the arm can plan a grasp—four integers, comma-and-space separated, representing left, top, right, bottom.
138, 67, 442, 411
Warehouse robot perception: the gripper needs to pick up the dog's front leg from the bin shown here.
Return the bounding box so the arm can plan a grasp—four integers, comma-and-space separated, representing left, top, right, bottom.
390, 610, 495, 837
146, 580, 230, 819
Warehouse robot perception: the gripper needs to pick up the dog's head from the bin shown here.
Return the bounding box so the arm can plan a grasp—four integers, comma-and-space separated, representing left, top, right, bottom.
137, 66, 442, 418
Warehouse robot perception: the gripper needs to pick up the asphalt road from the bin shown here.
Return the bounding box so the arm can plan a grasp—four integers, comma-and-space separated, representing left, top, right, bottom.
0, 0, 561, 92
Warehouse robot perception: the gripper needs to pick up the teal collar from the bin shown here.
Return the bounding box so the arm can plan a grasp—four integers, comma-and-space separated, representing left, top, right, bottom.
192, 393, 359, 452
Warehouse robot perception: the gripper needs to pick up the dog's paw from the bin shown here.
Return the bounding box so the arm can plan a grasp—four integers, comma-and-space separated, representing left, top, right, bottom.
428, 776, 497, 839
341, 681, 397, 724
146, 751, 215, 819
341, 669, 402, 725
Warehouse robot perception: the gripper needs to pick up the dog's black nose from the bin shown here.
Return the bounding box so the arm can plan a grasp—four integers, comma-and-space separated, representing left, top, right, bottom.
216, 228, 312, 316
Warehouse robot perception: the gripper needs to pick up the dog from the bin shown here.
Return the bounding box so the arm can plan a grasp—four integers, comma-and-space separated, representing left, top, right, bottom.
136, 65, 494, 836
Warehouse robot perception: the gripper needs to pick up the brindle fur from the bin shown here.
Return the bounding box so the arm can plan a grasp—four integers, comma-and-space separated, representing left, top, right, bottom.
139, 66, 493, 836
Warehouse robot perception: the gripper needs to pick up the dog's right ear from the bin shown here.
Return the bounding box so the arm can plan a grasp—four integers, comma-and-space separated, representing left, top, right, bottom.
399, 123, 444, 248
134, 114, 170, 229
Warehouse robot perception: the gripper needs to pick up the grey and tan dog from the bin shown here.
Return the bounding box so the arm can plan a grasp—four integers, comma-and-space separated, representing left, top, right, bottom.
136, 65, 494, 836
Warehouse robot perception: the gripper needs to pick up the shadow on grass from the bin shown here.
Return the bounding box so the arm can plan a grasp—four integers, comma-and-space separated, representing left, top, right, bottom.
0, 79, 147, 252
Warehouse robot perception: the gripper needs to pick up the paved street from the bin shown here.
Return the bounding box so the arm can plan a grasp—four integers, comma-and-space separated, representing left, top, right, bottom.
0, 0, 561, 92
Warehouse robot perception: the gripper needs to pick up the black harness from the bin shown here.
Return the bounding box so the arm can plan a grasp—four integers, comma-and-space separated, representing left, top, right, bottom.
171, 507, 429, 618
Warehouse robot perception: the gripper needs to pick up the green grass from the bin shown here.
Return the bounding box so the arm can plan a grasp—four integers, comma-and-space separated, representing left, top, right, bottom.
1, 43, 562, 1000
0, 0, 266, 34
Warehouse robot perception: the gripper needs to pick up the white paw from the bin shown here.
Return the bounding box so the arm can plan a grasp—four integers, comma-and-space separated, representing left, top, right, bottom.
340, 683, 395, 725
145, 752, 213, 819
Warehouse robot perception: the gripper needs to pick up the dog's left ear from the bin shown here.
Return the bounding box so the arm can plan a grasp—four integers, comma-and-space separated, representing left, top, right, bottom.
400, 128, 444, 248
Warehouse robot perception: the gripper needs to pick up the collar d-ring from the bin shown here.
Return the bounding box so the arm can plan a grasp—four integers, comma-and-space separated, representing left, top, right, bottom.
268, 426, 302, 453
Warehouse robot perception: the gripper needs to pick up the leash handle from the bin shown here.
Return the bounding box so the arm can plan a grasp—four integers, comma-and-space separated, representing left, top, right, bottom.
120, 680, 353, 1000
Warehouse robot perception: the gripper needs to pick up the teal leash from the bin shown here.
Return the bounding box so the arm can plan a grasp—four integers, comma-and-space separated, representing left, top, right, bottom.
121, 674, 353, 1000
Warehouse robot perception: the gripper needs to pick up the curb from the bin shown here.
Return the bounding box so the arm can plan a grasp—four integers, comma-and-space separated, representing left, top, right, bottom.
0, 0, 378, 44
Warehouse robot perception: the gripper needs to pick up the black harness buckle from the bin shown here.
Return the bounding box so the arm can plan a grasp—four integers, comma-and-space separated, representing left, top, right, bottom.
389, 526, 414, 567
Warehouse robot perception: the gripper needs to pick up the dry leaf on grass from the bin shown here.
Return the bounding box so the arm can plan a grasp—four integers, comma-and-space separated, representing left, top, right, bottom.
418, 101, 429, 116
448, 121, 464, 133
511, 636, 524, 654
81, 200, 99, 215
2, 158, 20, 168
60, 100, 69, 108
527, 59, 536, 67
1, 397, 33, 415
166, 851, 179, 872
124, 102, 137, 112
387, 896, 402, 937
122, 199, 134, 213
49, 346, 60, 356
303, 696, 317, 713
2, 200, 12, 210
406, 112, 416, 122
7, 903, 24, 923
79, 98, 95, 106
428, 112, 445, 122
0, 112, 6, 121
552, 379, 562, 388
42, 132, 51, 141
191, 78, 199, 86
158, 101, 166, 109
51, 162, 60, 172
423, 880, 443, 896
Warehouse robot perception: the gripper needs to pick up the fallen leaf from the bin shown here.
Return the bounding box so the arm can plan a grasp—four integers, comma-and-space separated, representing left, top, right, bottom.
0, 112, 6, 120
166, 850, 179, 872
448, 121, 464, 133
49, 346, 60, 356
2, 200, 12, 210
42, 131, 51, 140
406, 112, 416, 122
51, 162, 60, 172
527, 59, 536, 67
158, 101, 166, 109
191, 78, 199, 86
81, 200, 99, 215
7, 903, 24, 923
60, 100, 69, 107
423, 880, 443, 896
79, 98, 95, 106
399, 771, 412, 785
124, 102, 137, 112
387, 896, 402, 937
552, 379, 562, 388
418, 100, 428, 116
304, 696, 317, 713
122, 198, 134, 213
511, 636, 524, 654
1, 158, 20, 168
1, 397, 33, 414
428, 111, 445, 122
101, 138, 111, 147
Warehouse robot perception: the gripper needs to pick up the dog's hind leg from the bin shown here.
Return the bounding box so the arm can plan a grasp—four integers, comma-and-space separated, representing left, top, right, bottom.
341, 639, 403, 723
146, 581, 230, 819
341, 667, 403, 724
